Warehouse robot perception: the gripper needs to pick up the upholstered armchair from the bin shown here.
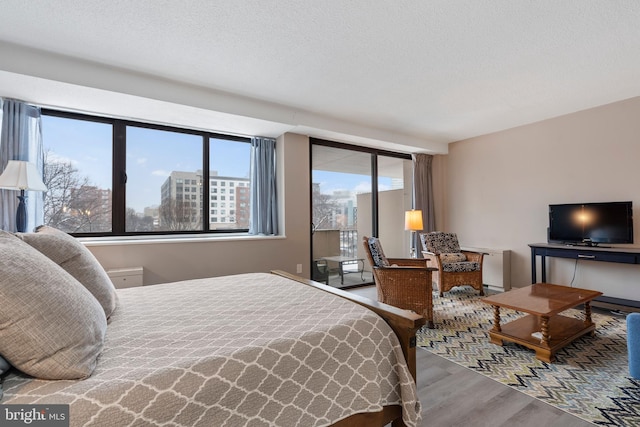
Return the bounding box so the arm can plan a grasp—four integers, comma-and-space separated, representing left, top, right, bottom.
419, 231, 485, 297
363, 236, 436, 328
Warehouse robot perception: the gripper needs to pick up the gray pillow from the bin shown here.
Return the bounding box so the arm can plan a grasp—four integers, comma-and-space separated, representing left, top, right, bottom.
0, 230, 106, 380
18, 225, 118, 318
0, 355, 10, 375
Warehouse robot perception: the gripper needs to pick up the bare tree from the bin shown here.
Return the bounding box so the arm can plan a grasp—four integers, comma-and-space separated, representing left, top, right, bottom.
126, 208, 155, 232
312, 183, 339, 231
159, 198, 200, 231
42, 151, 111, 233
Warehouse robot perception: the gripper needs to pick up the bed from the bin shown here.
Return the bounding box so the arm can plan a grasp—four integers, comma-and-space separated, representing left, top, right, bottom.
0, 227, 425, 427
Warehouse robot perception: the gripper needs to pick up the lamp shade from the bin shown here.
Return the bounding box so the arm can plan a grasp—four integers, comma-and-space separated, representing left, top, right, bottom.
405, 209, 423, 231
0, 160, 47, 192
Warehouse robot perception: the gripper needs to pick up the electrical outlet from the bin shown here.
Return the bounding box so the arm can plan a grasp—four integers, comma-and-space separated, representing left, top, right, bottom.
296, 264, 303, 274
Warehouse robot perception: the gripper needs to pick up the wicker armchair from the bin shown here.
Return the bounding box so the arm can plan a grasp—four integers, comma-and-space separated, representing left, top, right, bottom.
362, 236, 436, 328
419, 231, 484, 297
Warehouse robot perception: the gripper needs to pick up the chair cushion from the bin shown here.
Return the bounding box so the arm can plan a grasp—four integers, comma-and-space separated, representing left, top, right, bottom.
368, 237, 390, 267
18, 225, 118, 319
442, 261, 480, 273
0, 230, 106, 380
423, 232, 461, 254
440, 252, 467, 263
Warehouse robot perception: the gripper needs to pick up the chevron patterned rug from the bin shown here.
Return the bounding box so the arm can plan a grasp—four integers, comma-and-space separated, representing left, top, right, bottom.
416, 288, 640, 426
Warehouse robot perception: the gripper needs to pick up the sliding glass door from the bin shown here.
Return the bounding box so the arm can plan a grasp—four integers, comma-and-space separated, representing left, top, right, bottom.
310, 140, 412, 289
377, 155, 414, 260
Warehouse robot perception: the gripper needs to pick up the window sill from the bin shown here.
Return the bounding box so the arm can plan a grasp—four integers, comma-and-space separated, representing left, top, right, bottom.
80, 233, 285, 247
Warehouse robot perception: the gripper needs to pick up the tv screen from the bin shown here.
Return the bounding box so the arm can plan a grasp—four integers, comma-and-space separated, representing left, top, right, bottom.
548, 201, 634, 245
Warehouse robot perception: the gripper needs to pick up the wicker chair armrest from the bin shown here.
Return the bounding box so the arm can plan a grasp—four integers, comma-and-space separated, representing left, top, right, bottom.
421, 252, 442, 269
462, 251, 484, 263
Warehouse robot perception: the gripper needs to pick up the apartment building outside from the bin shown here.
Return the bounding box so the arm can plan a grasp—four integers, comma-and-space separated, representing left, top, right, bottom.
160, 170, 250, 230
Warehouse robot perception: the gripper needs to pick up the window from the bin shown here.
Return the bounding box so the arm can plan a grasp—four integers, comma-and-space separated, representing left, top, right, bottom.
41, 109, 252, 236
310, 138, 411, 287
42, 114, 113, 233
127, 126, 203, 233
209, 138, 250, 230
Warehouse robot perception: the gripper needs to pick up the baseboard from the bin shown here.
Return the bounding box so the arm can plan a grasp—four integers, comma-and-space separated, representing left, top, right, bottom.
591, 296, 640, 314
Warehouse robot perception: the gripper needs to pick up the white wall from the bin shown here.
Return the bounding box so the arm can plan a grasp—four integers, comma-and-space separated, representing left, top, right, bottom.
443, 96, 640, 302
357, 189, 411, 269
85, 132, 312, 285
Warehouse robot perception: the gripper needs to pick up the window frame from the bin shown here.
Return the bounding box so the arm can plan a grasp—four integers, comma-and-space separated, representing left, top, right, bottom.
42, 108, 251, 237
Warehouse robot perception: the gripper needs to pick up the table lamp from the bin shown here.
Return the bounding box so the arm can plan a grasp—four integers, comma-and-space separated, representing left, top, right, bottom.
405, 209, 423, 258
0, 160, 48, 232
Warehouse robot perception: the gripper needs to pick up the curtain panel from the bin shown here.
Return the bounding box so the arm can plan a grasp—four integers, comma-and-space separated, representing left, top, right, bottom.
412, 153, 435, 255
0, 98, 45, 232
249, 137, 278, 235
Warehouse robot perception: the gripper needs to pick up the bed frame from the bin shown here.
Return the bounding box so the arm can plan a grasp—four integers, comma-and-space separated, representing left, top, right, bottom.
272, 270, 426, 427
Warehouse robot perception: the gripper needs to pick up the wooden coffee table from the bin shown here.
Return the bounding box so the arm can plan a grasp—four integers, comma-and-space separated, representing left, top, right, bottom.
481, 283, 602, 363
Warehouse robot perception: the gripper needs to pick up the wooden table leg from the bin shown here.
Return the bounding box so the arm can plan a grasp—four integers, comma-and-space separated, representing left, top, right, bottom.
584, 301, 595, 335
540, 316, 550, 347
534, 316, 554, 362
491, 305, 502, 332
489, 305, 504, 345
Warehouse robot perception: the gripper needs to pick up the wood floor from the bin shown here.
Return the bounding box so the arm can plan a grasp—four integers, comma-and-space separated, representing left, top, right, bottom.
347, 286, 595, 427
415, 348, 593, 427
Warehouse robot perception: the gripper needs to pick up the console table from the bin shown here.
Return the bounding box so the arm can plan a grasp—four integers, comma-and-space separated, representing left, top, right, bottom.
529, 243, 640, 307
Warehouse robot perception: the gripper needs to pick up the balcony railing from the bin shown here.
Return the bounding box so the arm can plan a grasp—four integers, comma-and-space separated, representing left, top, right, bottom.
313, 228, 359, 259
340, 229, 358, 257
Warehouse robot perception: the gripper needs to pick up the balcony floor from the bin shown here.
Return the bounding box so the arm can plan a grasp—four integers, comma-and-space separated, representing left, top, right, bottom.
325, 270, 374, 289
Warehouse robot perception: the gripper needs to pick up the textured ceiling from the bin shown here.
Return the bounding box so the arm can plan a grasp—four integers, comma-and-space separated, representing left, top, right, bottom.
1, 1, 639, 153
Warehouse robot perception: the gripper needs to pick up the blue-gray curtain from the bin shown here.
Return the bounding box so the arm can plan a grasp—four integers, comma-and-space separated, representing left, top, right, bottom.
0, 98, 45, 232
249, 136, 278, 235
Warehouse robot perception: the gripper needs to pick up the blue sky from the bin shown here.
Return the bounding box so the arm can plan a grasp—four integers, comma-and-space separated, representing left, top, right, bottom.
42, 116, 250, 213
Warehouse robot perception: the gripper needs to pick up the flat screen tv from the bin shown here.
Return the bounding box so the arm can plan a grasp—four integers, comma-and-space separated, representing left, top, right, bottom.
548, 201, 634, 246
